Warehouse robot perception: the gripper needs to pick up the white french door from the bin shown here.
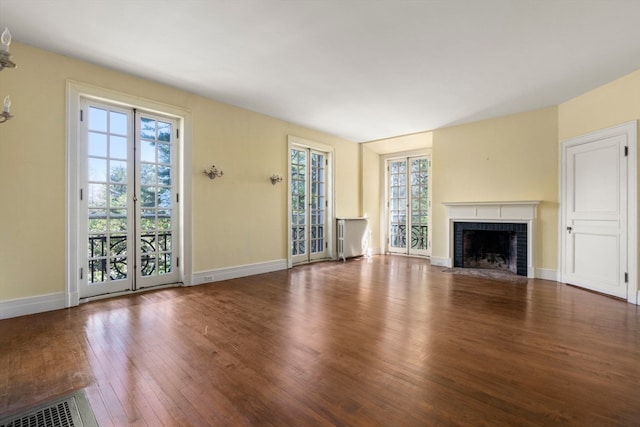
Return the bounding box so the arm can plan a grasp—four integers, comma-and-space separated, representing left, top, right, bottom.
387, 156, 429, 256
290, 145, 329, 265
79, 99, 180, 298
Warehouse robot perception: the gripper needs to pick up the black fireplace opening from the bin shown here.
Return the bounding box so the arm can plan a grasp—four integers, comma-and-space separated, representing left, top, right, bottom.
454, 222, 527, 276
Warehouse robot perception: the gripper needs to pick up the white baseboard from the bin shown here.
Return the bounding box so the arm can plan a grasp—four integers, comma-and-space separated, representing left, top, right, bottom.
367, 247, 383, 256
430, 257, 452, 267
191, 259, 288, 285
535, 268, 560, 281
0, 292, 67, 320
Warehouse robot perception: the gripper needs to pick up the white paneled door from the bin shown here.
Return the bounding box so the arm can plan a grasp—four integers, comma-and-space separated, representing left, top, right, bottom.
562, 129, 629, 299
79, 100, 180, 298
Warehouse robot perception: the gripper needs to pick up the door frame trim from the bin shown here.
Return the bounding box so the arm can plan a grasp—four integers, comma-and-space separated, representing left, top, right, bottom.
559, 120, 638, 304
66, 80, 193, 307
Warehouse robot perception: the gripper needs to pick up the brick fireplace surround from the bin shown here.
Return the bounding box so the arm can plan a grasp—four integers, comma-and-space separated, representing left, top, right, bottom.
439, 201, 539, 278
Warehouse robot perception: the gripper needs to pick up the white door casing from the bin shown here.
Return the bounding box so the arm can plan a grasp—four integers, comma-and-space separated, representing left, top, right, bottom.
66, 81, 193, 306
560, 121, 638, 304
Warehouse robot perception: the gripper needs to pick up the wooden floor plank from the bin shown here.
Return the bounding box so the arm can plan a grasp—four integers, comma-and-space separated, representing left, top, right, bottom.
1, 255, 639, 426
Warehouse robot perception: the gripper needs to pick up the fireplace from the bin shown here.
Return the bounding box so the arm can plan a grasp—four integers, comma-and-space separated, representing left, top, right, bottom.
453, 222, 528, 276
439, 201, 539, 278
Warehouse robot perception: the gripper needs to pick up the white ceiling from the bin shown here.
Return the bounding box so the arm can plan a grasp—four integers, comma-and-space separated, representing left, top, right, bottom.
3, 0, 640, 143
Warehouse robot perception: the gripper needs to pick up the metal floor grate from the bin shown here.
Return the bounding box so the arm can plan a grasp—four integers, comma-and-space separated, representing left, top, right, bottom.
0, 391, 97, 427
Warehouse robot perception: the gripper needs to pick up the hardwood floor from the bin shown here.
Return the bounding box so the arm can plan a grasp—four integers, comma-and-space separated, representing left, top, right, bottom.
1, 256, 639, 426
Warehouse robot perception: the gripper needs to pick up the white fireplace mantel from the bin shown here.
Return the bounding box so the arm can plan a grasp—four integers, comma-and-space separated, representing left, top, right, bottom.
439, 201, 540, 278
442, 200, 540, 221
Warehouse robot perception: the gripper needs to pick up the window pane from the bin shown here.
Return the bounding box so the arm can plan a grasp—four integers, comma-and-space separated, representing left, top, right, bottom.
88, 133, 107, 157
88, 217, 106, 233
157, 165, 171, 186
110, 136, 128, 159
88, 236, 107, 258
110, 208, 127, 221
110, 184, 127, 207
141, 118, 156, 140
89, 107, 107, 132
140, 163, 156, 185
159, 233, 172, 251
141, 140, 155, 162
157, 216, 171, 231
157, 187, 171, 208
88, 183, 107, 207
141, 209, 156, 231
141, 254, 157, 276
110, 111, 127, 135
158, 122, 171, 142
158, 143, 171, 164
110, 257, 128, 280
110, 236, 127, 257
141, 186, 156, 207
110, 160, 127, 183
110, 217, 127, 232
89, 158, 107, 182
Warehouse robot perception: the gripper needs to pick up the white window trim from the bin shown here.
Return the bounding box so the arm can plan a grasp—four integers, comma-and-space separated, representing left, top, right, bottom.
287, 135, 335, 268
66, 80, 193, 307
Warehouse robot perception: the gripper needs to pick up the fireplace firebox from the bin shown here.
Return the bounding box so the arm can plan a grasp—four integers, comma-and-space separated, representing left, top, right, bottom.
453, 222, 528, 276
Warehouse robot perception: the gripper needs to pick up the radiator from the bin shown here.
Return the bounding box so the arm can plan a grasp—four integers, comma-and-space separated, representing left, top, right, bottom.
337, 217, 369, 261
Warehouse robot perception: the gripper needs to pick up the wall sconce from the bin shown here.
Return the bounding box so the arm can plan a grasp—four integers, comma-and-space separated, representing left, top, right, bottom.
0, 96, 12, 123
0, 27, 16, 71
1, 27, 16, 125
203, 164, 224, 180
270, 174, 283, 185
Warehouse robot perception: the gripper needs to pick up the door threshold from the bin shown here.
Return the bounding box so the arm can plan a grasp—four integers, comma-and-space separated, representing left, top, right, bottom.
80, 282, 183, 303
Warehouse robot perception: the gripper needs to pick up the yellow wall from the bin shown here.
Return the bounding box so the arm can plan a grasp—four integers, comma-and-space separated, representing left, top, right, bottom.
559, 69, 640, 141
361, 145, 381, 251
0, 42, 360, 301
431, 107, 559, 270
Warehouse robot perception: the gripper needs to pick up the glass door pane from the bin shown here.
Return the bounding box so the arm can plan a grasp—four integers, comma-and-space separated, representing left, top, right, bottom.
82, 104, 134, 297
291, 148, 308, 264
387, 156, 430, 256
290, 146, 329, 264
388, 159, 407, 253
409, 158, 429, 256
136, 114, 179, 288
80, 101, 180, 299
309, 151, 327, 260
